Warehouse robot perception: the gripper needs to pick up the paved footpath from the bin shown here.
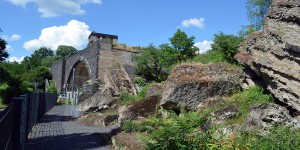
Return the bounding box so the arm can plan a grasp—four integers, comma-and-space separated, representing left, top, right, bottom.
26, 105, 118, 150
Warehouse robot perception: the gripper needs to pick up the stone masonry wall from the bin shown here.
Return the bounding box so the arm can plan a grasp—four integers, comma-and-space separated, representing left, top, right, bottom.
51, 59, 65, 93
51, 39, 136, 94
97, 41, 135, 82
51, 41, 100, 93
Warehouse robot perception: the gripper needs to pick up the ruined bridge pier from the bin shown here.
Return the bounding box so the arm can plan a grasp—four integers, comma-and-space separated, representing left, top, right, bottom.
51, 32, 135, 94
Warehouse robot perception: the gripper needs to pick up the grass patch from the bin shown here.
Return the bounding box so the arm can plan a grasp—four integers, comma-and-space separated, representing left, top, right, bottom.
119, 85, 149, 105
235, 125, 300, 150
225, 86, 273, 124
57, 100, 72, 105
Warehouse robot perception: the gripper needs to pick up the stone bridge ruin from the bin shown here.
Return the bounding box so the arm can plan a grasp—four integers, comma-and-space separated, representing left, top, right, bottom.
51, 32, 136, 96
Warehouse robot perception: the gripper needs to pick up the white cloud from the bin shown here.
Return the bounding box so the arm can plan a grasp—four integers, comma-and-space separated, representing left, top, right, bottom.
24, 20, 91, 51
5, 45, 14, 52
6, 0, 29, 7
181, 18, 205, 29
6, 0, 102, 17
194, 40, 213, 53
0, 34, 21, 41
10, 34, 21, 41
9, 56, 25, 63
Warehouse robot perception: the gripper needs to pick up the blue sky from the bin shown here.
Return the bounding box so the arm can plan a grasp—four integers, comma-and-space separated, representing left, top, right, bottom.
0, 0, 249, 63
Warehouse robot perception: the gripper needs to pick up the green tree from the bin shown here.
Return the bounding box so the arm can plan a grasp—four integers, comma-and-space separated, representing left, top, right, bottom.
169, 29, 198, 62
21, 66, 52, 91
133, 44, 167, 82
56, 45, 78, 59
211, 32, 243, 64
29, 47, 54, 68
246, 0, 273, 30
0, 37, 8, 62
159, 43, 179, 70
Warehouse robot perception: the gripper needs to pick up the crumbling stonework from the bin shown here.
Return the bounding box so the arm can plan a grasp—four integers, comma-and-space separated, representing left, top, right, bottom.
51, 32, 136, 94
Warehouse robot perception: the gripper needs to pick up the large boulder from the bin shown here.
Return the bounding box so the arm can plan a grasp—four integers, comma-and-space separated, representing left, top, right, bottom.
118, 95, 161, 124
79, 87, 115, 112
243, 103, 294, 131
235, 0, 300, 111
161, 63, 244, 111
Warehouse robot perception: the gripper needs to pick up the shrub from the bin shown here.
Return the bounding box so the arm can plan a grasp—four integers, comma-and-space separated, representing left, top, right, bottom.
122, 120, 155, 133
134, 77, 147, 87
145, 111, 216, 150
46, 80, 57, 93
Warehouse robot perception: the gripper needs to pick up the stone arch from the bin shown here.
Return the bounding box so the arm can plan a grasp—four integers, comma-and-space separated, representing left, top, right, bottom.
65, 59, 91, 91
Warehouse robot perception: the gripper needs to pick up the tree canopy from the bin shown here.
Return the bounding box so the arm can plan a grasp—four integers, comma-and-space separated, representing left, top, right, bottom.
56, 45, 78, 59
169, 29, 198, 62
210, 32, 243, 64
0, 37, 8, 62
246, 0, 273, 30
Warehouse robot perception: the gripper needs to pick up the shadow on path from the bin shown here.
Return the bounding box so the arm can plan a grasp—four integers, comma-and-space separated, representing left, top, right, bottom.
26, 132, 112, 150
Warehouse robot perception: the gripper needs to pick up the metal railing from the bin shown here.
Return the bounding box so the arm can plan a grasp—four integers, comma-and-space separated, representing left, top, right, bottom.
0, 92, 57, 150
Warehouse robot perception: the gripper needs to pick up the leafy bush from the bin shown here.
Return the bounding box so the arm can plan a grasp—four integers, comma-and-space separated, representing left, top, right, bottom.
119, 85, 149, 105
134, 77, 147, 87
144, 111, 217, 150
193, 49, 225, 64
210, 32, 243, 64
46, 80, 57, 93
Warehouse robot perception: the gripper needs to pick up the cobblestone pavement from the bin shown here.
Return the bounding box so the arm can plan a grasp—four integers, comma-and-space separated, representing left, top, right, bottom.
26, 105, 118, 150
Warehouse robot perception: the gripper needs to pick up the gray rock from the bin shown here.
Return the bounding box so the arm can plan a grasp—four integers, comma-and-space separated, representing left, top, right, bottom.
79, 63, 138, 112
161, 63, 244, 111
211, 105, 241, 125
145, 83, 163, 98
235, 0, 300, 111
213, 105, 241, 120
118, 105, 131, 125
197, 96, 225, 110
118, 95, 161, 124
243, 103, 292, 131
79, 87, 115, 112
214, 125, 239, 139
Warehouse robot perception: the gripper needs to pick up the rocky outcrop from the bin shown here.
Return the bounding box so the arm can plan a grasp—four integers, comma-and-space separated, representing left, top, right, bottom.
235, 0, 300, 111
243, 103, 299, 131
79, 63, 137, 112
145, 83, 163, 98
118, 95, 161, 124
161, 63, 244, 111
76, 112, 119, 127
79, 87, 115, 112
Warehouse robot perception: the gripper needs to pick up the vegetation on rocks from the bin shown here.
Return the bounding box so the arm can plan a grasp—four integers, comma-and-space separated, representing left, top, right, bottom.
119, 83, 149, 105
119, 86, 299, 149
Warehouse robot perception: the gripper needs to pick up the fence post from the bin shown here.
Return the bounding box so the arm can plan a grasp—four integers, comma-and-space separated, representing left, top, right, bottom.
12, 95, 28, 150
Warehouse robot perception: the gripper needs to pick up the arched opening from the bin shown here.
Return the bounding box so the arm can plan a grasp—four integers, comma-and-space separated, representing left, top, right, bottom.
66, 61, 90, 92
